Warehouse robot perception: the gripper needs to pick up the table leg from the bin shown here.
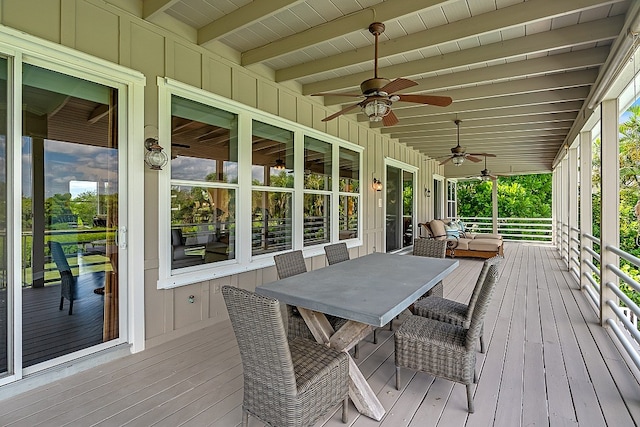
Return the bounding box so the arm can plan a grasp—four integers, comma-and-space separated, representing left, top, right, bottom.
298, 307, 386, 421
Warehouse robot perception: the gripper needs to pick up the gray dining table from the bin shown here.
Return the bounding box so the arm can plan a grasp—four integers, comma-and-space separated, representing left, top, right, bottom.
256, 251, 459, 421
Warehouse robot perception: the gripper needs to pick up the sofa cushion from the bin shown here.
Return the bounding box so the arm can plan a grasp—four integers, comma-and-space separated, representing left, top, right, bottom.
445, 223, 460, 239
453, 237, 473, 250
468, 232, 502, 240
468, 238, 502, 252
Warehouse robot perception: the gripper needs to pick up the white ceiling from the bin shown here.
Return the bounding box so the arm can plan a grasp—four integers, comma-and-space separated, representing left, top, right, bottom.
139, 0, 638, 178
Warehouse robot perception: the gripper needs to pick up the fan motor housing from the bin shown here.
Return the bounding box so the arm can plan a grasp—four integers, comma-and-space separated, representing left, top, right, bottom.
361, 77, 391, 95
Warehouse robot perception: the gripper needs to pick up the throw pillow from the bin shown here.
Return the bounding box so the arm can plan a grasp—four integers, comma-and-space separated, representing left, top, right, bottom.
445, 223, 460, 239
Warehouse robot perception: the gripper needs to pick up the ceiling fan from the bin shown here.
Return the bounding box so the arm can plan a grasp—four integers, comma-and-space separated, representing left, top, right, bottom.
440, 119, 496, 166
311, 22, 453, 126
465, 155, 498, 181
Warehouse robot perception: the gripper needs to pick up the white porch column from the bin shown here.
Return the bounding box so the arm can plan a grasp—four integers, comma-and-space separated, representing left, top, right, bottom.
579, 130, 593, 291
552, 168, 558, 247
600, 98, 619, 326
568, 146, 579, 274
492, 178, 498, 234
556, 160, 564, 255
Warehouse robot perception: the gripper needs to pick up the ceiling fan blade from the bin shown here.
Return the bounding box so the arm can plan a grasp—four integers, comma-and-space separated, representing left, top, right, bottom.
311, 92, 364, 98
440, 157, 453, 165
466, 155, 482, 163
396, 94, 453, 107
322, 102, 362, 122
380, 78, 417, 95
171, 143, 191, 149
382, 109, 399, 126
468, 153, 497, 157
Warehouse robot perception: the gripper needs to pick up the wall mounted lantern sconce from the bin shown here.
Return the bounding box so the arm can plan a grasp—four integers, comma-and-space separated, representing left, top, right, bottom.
144, 138, 168, 170
424, 187, 431, 198
372, 178, 383, 191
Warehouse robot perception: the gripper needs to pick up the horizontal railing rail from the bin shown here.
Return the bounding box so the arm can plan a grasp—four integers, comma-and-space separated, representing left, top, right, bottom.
458, 216, 553, 242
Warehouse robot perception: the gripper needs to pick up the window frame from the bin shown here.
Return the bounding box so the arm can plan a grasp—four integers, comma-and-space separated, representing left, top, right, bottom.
157, 78, 363, 289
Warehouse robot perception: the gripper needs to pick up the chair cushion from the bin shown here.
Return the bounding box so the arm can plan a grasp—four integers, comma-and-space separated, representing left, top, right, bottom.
429, 220, 447, 240
413, 296, 469, 328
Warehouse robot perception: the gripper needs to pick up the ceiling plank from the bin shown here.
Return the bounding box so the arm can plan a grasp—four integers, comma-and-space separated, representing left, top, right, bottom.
241, 0, 455, 65
198, 0, 304, 45
303, 21, 616, 95
276, 0, 625, 82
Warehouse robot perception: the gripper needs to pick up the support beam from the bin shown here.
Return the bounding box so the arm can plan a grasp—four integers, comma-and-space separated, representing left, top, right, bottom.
142, 0, 180, 20
600, 98, 619, 326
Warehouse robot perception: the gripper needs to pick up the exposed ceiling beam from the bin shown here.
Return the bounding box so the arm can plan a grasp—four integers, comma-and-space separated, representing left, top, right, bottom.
326, 68, 598, 107
142, 0, 180, 20
303, 16, 621, 93
380, 112, 577, 133
241, 0, 454, 66
390, 122, 571, 139
275, 0, 623, 82
198, 0, 303, 45
371, 102, 583, 127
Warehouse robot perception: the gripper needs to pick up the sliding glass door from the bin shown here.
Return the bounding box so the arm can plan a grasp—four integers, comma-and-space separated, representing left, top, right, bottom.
386, 164, 414, 252
20, 64, 121, 368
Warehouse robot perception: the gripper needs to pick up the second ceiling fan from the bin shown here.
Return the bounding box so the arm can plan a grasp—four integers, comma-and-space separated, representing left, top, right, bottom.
311, 22, 453, 126
440, 119, 496, 166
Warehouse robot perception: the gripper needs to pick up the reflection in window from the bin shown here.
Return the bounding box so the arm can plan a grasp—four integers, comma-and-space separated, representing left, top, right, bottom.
171, 186, 235, 269
339, 148, 360, 240
252, 121, 294, 187
304, 136, 331, 190
304, 194, 330, 246
252, 190, 292, 255
170, 96, 238, 270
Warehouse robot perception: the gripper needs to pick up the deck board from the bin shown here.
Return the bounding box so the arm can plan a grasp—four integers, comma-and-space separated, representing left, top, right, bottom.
1, 243, 639, 426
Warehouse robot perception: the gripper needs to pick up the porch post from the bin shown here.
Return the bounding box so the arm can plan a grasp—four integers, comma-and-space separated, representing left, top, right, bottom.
492, 177, 498, 234
568, 146, 578, 274
579, 130, 593, 291
600, 98, 619, 326
562, 155, 570, 267
552, 168, 558, 248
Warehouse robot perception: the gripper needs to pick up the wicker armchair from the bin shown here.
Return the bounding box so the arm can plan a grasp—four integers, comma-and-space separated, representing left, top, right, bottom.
324, 243, 350, 265
394, 260, 500, 413
222, 286, 349, 426
412, 238, 448, 297
412, 255, 502, 353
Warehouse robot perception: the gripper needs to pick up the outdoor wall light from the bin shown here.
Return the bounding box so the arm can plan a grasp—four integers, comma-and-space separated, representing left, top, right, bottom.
372, 178, 383, 191
425, 187, 431, 197
144, 138, 168, 170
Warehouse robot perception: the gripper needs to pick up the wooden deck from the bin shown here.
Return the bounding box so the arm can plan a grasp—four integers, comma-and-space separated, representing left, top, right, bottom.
1, 242, 639, 426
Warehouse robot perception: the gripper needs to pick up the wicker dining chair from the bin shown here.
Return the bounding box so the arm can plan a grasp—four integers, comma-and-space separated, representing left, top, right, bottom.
273, 251, 356, 357
412, 238, 448, 297
412, 255, 502, 353
222, 286, 349, 426
324, 243, 350, 265
394, 260, 500, 413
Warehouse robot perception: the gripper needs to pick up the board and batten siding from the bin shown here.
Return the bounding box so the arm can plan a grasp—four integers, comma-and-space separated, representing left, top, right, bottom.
0, 0, 443, 348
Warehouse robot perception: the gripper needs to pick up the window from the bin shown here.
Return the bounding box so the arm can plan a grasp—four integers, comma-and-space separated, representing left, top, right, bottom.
338, 147, 360, 240
158, 79, 363, 287
251, 121, 294, 256
170, 95, 238, 270
303, 136, 331, 246
447, 180, 457, 219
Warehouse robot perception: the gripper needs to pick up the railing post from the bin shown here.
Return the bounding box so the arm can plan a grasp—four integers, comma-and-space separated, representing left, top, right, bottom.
568, 146, 578, 272
492, 179, 498, 234
579, 130, 593, 291
600, 98, 619, 326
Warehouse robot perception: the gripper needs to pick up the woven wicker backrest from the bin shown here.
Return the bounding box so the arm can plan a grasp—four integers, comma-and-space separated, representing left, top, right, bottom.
465, 262, 500, 350
222, 286, 297, 396
324, 243, 350, 265
413, 238, 447, 258
274, 250, 307, 279
465, 255, 502, 323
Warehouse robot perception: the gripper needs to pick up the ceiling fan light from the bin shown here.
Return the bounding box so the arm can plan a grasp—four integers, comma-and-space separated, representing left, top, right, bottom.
452, 156, 464, 166
481, 174, 491, 181
363, 99, 390, 122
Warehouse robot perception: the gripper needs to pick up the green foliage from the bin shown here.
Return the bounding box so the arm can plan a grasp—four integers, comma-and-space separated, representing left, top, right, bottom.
457, 174, 552, 218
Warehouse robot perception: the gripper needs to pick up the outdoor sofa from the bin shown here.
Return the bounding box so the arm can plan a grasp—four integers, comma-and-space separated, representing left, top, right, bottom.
419, 219, 504, 259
